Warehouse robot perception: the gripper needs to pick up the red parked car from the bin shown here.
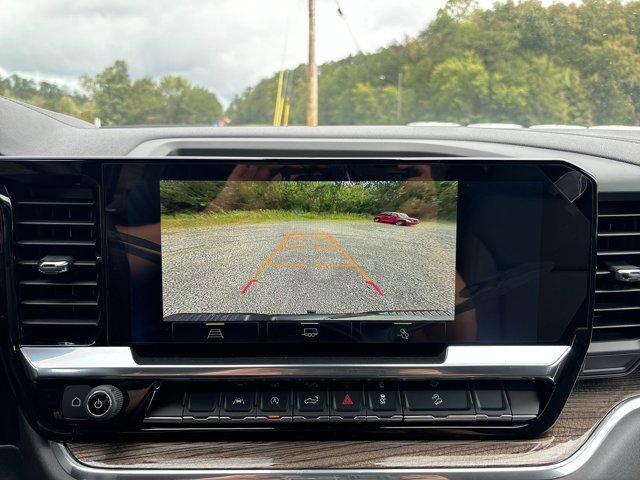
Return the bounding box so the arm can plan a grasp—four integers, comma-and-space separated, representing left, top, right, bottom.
373, 212, 420, 226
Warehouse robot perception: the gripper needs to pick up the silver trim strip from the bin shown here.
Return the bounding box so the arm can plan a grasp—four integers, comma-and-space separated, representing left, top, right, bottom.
20, 345, 570, 381
50, 395, 640, 479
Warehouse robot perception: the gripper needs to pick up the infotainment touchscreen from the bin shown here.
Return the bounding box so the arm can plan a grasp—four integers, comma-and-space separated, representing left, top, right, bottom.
104, 159, 595, 352
160, 180, 458, 319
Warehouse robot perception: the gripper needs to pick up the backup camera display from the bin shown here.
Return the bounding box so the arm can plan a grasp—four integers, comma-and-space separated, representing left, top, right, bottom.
160, 180, 458, 319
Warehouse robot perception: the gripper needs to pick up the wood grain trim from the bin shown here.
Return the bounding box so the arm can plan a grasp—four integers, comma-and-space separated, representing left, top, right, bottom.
67, 372, 640, 469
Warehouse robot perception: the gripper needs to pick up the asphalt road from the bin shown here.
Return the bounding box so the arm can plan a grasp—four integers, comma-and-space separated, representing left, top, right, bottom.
161, 220, 456, 316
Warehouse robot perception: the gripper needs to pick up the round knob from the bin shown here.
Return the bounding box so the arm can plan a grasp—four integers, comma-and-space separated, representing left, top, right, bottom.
85, 385, 124, 420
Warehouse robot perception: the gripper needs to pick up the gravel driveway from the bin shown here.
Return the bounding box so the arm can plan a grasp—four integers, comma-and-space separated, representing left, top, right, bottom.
161, 220, 456, 316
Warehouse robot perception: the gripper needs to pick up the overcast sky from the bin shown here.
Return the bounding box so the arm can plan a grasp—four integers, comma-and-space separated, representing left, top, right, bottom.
0, 0, 568, 105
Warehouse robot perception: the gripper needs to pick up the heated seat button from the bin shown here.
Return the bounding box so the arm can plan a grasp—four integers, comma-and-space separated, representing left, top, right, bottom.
62, 385, 91, 420
403, 383, 471, 411
223, 392, 253, 412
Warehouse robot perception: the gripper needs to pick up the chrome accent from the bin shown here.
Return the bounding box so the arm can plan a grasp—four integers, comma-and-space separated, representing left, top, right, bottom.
612, 265, 640, 283
183, 416, 220, 424
37, 255, 73, 275
254, 416, 292, 423
403, 414, 477, 422
219, 416, 256, 423
20, 345, 571, 381
328, 415, 367, 422
365, 414, 403, 422
49, 394, 640, 479
143, 416, 182, 424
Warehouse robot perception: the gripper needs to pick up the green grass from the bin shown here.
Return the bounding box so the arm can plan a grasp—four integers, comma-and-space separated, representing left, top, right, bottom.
161, 209, 372, 229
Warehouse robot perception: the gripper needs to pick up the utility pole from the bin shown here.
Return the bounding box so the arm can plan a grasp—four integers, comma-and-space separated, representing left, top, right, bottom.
307, 0, 318, 126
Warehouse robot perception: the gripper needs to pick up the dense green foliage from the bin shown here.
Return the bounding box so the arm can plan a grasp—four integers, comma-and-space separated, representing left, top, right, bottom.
1, 61, 223, 126
161, 210, 371, 229
228, 0, 640, 126
4, 0, 640, 126
160, 181, 458, 221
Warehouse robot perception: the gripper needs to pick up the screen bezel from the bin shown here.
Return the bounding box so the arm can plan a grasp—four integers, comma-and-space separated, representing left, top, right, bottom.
103, 157, 596, 356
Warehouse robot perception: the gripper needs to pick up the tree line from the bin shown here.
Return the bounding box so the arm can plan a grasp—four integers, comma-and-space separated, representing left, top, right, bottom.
229, 0, 640, 126
0, 60, 223, 126
3, 0, 640, 126
160, 181, 458, 221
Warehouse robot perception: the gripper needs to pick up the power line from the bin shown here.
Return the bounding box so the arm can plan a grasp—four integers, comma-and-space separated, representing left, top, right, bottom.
334, 0, 362, 54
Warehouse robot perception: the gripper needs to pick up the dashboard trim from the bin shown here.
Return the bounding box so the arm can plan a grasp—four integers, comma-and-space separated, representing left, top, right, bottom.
51, 393, 640, 479
20, 345, 570, 381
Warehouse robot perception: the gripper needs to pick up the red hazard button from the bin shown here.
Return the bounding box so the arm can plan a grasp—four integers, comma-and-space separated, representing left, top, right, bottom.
333, 389, 362, 412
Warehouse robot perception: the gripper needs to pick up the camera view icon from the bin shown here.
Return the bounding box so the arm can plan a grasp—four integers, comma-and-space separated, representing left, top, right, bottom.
397, 328, 410, 340
301, 327, 319, 338
207, 328, 224, 340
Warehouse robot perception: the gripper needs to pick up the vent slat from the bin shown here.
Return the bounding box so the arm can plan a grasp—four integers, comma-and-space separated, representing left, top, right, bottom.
594, 304, 640, 313
596, 287, 640, 294
16, 220, 95, 226
14, 200, 94, 206
593, 321, 640, 330
599, 213, 640, 218
20, 299, 98, 306
17, 240, 95, 246
19, 280, 97, 286
17, 259, 96, 266
591, 198, 640, 377
21, 319, 99, 326
597, 250, 640, 256
12, 186, 100, 345
598, 232, 640, 237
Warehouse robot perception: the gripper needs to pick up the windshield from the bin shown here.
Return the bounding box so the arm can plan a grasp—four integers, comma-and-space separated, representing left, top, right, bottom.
1, 0, 637, 127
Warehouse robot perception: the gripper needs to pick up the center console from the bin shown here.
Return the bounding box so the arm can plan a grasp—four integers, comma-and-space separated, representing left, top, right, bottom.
0, 156, 595, 440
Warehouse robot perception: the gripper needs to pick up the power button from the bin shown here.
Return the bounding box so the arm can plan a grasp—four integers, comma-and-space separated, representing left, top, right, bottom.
87, 391, 111, 418
84, 385, 124, 420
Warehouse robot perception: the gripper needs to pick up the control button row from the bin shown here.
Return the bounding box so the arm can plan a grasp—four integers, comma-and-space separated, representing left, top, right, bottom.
171, 321, 446, 344
62, 384, 125, 421
142, 381, 539, 425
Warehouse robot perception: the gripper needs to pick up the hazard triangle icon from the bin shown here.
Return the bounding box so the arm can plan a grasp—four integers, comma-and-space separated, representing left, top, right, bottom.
341, 393, 354, 406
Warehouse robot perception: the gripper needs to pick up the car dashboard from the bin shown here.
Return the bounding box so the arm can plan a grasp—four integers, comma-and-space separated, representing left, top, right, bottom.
2, 97, 640, 479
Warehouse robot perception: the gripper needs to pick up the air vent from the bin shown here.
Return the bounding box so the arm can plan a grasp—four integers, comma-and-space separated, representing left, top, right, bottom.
12, 185, 101, 345
584, 199, 640, 376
